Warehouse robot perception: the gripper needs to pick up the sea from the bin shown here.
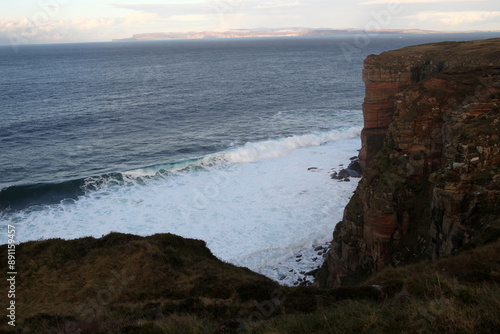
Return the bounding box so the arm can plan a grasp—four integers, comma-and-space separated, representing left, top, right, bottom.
1, 32, 498, 285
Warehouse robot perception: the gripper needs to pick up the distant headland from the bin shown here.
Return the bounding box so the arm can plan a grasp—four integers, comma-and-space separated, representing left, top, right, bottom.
112, 27, 498, 42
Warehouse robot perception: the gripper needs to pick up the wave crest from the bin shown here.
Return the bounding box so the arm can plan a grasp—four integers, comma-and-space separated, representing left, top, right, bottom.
213, 127, 361, 164
1, 128, 361, 211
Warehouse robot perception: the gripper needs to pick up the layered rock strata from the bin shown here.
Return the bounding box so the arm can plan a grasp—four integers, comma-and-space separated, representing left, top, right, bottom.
318, 38, 500, 288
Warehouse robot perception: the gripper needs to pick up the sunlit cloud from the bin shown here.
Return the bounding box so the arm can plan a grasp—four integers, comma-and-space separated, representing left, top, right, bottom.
408, 11, 500, 25
124, 12, 159, 25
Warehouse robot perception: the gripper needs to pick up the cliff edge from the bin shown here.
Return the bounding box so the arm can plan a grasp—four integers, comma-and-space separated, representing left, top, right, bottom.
318, 38, 500, 288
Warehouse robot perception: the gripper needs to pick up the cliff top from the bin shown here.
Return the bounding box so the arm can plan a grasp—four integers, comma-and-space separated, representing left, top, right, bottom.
366, 37, 500, 70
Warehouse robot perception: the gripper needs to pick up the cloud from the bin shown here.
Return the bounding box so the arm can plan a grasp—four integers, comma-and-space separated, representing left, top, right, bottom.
70, 17, 116, 31
110, 1, 307, 18
0, 16, 118, 36
254, 1, 301, 9
109, 2, 215, 17
408, 10, 500, 25
360, 0, 483, 4
124, 12, 159, 25
0, 14, 151, 44
0, 17, 63, 39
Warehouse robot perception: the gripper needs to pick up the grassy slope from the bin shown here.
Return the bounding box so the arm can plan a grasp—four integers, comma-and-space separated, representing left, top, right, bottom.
0, 233, 279, 333
1, 232, 499, 333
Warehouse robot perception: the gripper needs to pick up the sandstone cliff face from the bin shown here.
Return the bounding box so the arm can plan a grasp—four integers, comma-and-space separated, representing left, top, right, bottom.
318, 39, 500, 288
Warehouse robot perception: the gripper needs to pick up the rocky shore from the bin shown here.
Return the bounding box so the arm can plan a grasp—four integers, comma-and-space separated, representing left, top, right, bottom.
267, 159, 362, 287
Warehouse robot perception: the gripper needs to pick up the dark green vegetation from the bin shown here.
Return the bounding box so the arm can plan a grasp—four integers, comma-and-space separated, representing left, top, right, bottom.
1, 232, 499, 333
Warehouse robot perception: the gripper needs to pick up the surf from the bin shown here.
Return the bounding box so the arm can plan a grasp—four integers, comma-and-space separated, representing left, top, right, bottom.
0, 130, 360, 285
1, 127, 360, 212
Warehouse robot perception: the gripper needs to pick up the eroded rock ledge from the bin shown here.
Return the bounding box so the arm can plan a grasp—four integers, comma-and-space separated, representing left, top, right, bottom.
318, 38, 500, 288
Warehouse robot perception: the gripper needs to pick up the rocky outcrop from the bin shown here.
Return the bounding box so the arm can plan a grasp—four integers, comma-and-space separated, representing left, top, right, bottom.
318, 38, 500, 288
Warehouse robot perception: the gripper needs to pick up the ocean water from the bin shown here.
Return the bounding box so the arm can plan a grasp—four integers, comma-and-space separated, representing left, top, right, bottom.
1, 33, 497, 285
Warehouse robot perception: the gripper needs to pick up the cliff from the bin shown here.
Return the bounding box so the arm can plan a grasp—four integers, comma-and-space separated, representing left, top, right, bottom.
318, 38, 500, 288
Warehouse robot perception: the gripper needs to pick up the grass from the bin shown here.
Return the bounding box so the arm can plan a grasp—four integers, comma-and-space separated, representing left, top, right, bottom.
1, 233, 499, 333
0, 232, 283, 333
245, 284, 500, 333
249, 239, 500, 334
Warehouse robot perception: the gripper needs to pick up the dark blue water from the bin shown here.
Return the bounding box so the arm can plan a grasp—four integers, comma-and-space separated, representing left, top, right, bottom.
1, 33, 498, 210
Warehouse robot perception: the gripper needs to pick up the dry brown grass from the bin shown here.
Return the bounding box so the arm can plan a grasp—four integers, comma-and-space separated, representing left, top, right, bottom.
1, 234, 499, 333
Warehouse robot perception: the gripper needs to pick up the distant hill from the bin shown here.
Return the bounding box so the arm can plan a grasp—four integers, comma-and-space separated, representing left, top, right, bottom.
111, 28, 492, 42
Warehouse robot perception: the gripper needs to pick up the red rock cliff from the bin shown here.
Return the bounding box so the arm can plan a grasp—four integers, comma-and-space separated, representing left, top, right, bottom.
317, 38, 500, 288
359, 56, 414, 169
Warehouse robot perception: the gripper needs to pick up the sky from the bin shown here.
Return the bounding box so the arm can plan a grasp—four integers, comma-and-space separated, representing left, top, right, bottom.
0, 0, 499, 44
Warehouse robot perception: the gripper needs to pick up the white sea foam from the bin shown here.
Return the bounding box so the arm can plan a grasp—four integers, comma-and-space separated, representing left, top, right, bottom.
1, 130, 361, 285
217, 127, 361, 163
124, 127, 361, 176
